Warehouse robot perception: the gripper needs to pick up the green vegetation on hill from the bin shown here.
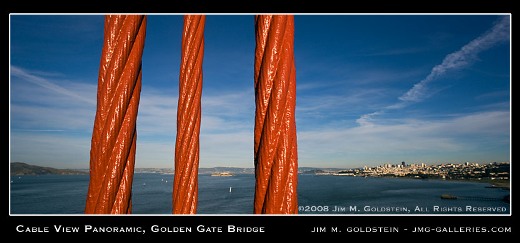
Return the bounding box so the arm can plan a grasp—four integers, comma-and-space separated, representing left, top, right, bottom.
10, 162, 88, 175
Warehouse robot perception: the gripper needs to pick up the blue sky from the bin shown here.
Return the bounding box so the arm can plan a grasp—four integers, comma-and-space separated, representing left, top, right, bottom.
10, 14, 510, 169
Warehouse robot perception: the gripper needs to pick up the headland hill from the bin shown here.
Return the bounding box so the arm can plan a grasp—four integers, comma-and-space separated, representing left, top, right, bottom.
10, 162, 88, 175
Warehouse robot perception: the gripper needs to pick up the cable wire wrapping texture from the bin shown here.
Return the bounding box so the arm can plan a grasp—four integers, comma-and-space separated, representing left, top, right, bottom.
172, 15, 205, 214
253, 15, 298, 214
85, 15, 147, 214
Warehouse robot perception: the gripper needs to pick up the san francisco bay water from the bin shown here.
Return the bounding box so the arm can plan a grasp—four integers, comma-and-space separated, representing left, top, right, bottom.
9, 173, 510, 214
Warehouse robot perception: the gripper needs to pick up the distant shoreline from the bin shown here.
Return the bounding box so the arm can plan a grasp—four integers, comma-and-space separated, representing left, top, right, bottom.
304, 172, 511, 190
9, 162, 511, 190
11, 170, 510, 190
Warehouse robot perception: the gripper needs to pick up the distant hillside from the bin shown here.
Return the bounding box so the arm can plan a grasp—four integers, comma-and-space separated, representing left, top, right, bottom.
10, 162, 88, 175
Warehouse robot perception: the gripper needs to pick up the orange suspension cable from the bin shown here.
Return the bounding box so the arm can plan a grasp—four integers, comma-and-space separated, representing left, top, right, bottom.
253, 15, 298, 214
85, 15, 147, 214
172, 15, 206, 214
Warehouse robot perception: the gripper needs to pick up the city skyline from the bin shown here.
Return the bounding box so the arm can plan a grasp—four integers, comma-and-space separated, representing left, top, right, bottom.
10, 14, 510, 169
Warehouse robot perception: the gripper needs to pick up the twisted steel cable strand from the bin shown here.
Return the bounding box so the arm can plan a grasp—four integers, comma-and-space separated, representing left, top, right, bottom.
254, 15, 298, 214
85, 15, 147, 214
172, 15, 206, 214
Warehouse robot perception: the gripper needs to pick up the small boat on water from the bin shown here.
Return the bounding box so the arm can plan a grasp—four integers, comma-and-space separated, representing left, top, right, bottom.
440, 194, 457, 200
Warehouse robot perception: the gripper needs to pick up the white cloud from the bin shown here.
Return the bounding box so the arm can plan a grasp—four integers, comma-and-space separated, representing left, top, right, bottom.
298, 88, 389, 114
134, 86, 255, 168
10, 66, 97, 132
300, 110, 510, 167
399, 16, 509, 102
11, 16, 511, 169
358, 16, 510, 126
201, 90, 254, 133
11, 66, 96, 105
10, 66, 510, 169
10, 104, 94, 131
10, 66, 256, 168
136, 87, 178, 136
10, 66, 97, 168
355, 111, 381, 127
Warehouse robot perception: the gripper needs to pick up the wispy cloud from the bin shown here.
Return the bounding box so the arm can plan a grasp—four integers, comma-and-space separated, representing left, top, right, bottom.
135, 86, 254, 167
475, 90, 510, 100
399, 16, 509, 102
10, 66, 97, 167
357, 16, 510, 126
10, 16, 511, 169
10, 66, 97, 132
10, 66, 96, 105
136, 86, 254, 167
297, 88, 391, 129
135, 130, 253, 168
136, 87, 178, 136
10, 66, 256, 168
300, 111, 510, 167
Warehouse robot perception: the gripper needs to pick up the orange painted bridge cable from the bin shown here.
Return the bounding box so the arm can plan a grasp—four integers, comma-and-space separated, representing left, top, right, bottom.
85, 15, 147, 214
253, 15, 299, 214
172, 15, 206, 214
